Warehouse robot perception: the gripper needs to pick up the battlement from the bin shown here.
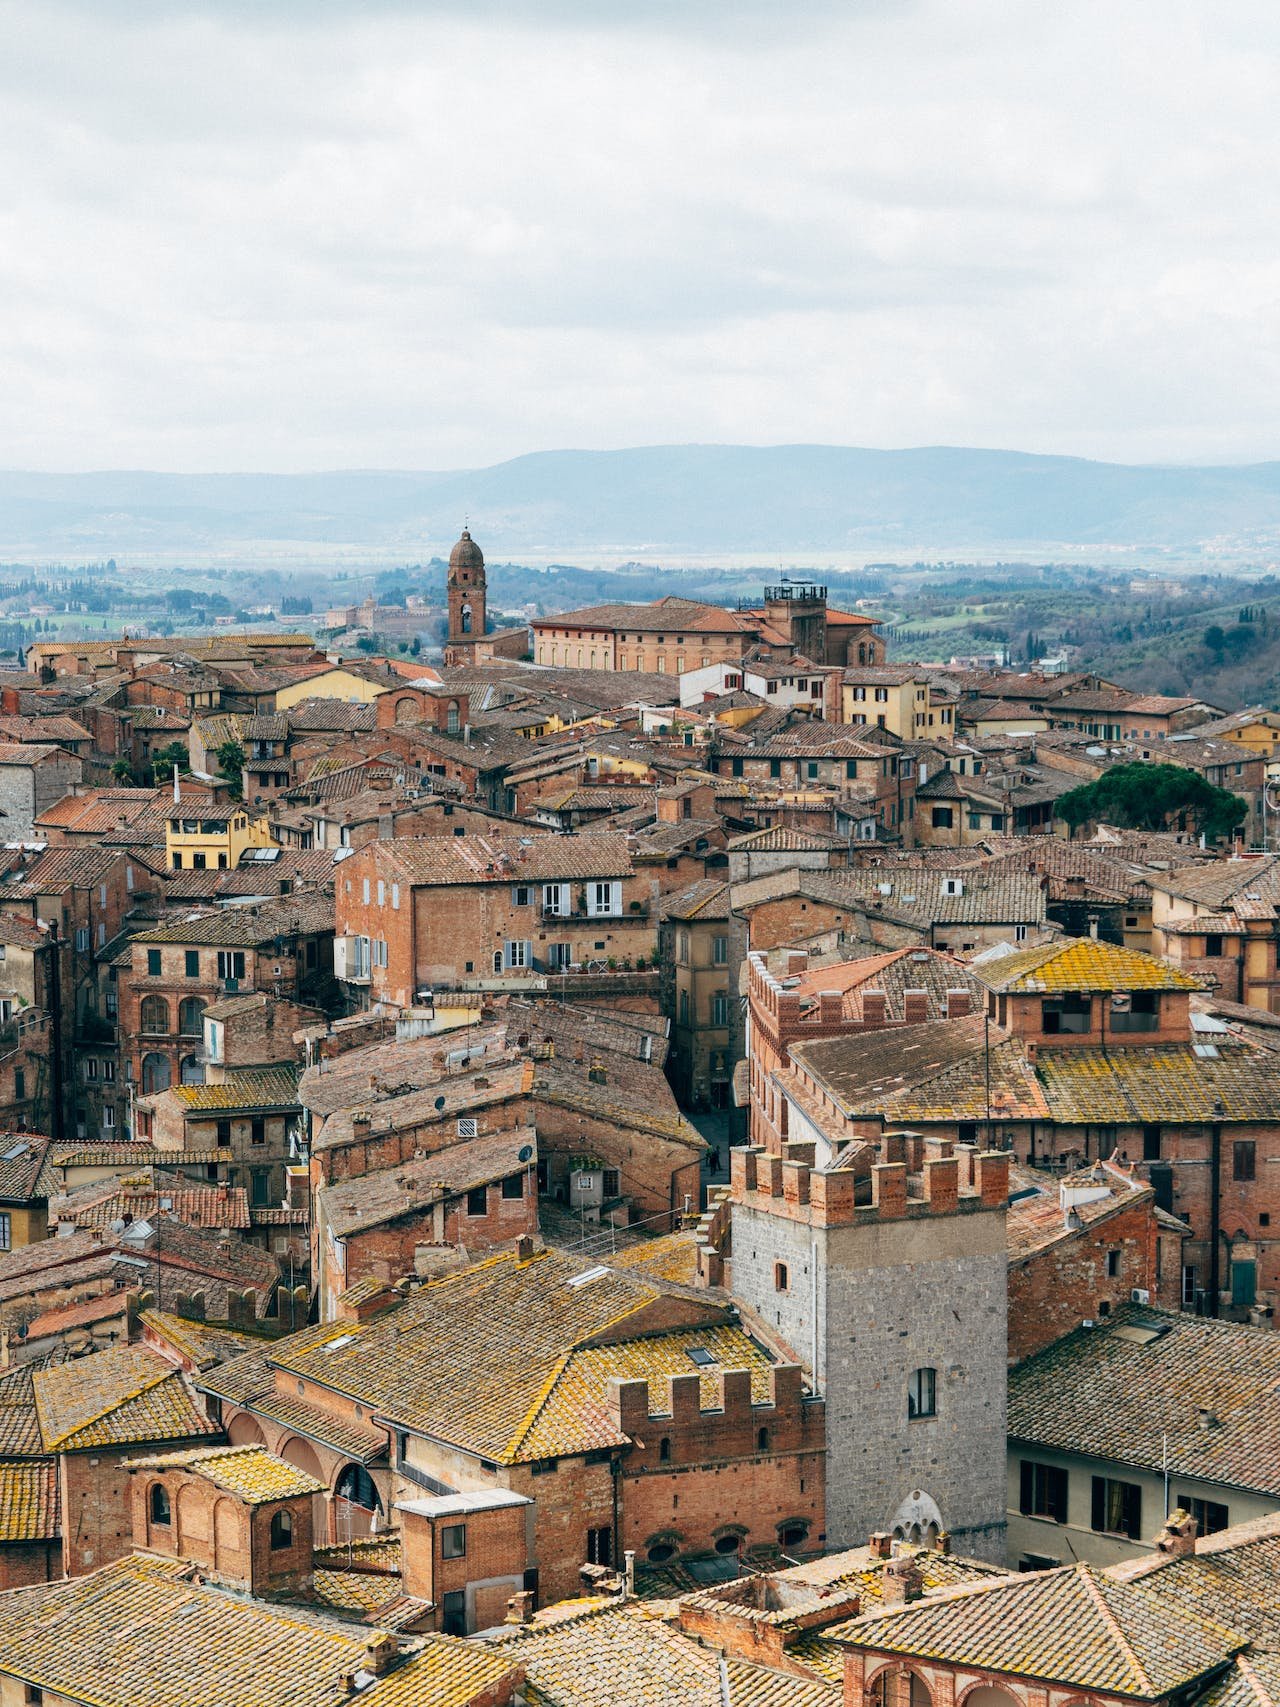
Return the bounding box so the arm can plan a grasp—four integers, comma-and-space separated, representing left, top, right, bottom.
607, 1361, 823, 1469
730, 1134, 1008, 1229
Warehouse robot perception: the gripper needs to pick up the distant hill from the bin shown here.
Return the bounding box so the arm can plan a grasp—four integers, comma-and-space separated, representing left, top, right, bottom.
5, 445, 1280, 558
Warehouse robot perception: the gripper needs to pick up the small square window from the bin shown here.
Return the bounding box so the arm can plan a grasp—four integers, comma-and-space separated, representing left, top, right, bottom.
466, 1185, 488, 1216
442, 1523, 466, 1559
501, 1173, 524, 1200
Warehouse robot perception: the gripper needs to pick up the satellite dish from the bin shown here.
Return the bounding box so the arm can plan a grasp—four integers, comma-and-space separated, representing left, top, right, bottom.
518, 1144, 533, 1163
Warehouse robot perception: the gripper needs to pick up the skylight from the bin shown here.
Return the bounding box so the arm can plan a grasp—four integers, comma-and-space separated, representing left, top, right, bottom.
566, 1265, 610, 1289
686, 1346, 717, 1367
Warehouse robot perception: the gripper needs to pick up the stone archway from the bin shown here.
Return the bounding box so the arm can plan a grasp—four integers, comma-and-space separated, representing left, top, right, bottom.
277, 1434, 329, 1537
868, 1666, 933, 1707
227, 1412, 266, 1447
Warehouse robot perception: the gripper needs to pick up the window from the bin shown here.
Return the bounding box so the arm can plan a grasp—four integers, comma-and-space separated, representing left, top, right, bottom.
1092, 1475, 1142, 1538
712, 934, 728, 965
179, 997, 204, 1036
501, 1172, 524, 1200
587, 1525, 613, 1566
504, 940, 530, 970
270, 1509, 293, 1550
14, 1069, 24, 1102
442, 1590, 466, 1637
1110, 990, 1158, 1033
1182, 1264, 1198, 1308
1205, 934, 1224, 957
250, 1168, 272, 1208
1143, 1125, 1161, 1160
679, 989, 689, 1024
779, 1521, 809, 1548
1042, 994, 1091, 1035
86, 1058, 98, 1080
467, 1185, 488, 1216
140, 994, 169, 1035
512, 884, 532, 906
216, 1117, 232, 1144
774, 1262, 789, 1292
543, 882, 568, 916
676, 928, 690, 962
251, 1117, 266, 1146
147, 948, 162, 976
714, 1533, 741, 1555
1019, 1460, 1068, 1523
588, 881, 621, 917
102, 1106, 115, 1129
1106, 1249, 1121, 1278
1234, 1141, 1256, 1182
0, 1211, 9, 1251
217, 950, 245, 982
658, 1437, 671, 1462
907, 1366, 937, 1419
647, 1541, 676, 1563
1176, 1493, 1229, 1536
442, 1523, 466, 1559
149, 1483, 171, 1525
712, 992, 731, 1027
931, 806, 953, 829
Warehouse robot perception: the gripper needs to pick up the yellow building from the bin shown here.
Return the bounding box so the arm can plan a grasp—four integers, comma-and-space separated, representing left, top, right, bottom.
275, 665, 389, 708
165, 804, 278, 871
841, 667, 955, 738
1194, 707, 1280, 757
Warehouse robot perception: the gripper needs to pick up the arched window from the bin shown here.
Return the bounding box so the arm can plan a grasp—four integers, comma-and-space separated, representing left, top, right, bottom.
446, 701, 460, 735
335, 1464, 381, 1513
658, 1437, 671, 1463
270, 1509, 293, 1550
178, 997, 205, 1036
908, 1367, 937, 1419
757, 1426, 770, 1452
778, 1520, 809, 1549
713, 1532, 742, 1555
461, 604, 472, 634
141, 1052, 171, 1094
647, 1540, 677, 1563
149, 1483, 171, 1525
180, 1054, 204, 1086
140, 994, 169, 1035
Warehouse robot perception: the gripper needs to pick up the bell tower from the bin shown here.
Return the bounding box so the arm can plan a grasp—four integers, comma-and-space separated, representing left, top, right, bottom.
447, 527, 486, 647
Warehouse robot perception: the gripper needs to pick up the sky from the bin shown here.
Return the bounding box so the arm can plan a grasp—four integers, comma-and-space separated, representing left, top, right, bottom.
2, 0, 1279, 472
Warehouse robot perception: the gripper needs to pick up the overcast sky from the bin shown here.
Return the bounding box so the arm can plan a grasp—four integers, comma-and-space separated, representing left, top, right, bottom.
2, 0, 1278, 472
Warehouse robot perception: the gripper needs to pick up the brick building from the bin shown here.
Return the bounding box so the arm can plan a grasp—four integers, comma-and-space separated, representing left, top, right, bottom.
202, 1242, 824, 1611
335, 832, 656, 1001
657, 879, 734, 1110
531, 584, 884, 675
122, 894, 334, 1093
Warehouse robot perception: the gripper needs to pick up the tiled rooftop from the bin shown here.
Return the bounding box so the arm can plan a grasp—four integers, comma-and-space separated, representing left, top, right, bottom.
832, 1561, 1245, 1697
125, 1442, 326, 1503
32, 1346, 218, 1453
975, 936, 1202, 993
0, 1458, 59, 1541
1010, 1304, 1280, 1495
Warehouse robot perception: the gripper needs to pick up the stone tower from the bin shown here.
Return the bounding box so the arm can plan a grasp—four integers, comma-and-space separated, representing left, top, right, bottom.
447, 527, 486, 646
723, 1134, 1009, 1561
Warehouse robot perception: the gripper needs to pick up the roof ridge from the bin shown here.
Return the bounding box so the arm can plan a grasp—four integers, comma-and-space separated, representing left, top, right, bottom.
36, 1362, 177, 1451
506, 1289, 654, 1462
1081, 1566, 1153, 1693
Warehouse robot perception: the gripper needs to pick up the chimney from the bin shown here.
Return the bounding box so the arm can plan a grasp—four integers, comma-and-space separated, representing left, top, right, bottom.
505, 1591, 535, 1626
882, 1556, 924, 1604
363, 1634, 396, 1678
861, 989, 887, 1027
1154, 1509, 1199, 1558
352, 1110, 372, 1136
868, 1532, 892, 1559
624, 1550, 636, 1599
903, 989, 928, 1025
945, 987, 970, 1018
515, 1234, 535, 1262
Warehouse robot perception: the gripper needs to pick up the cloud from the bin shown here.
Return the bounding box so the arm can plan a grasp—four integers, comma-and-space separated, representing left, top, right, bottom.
0, 0, 1279, 470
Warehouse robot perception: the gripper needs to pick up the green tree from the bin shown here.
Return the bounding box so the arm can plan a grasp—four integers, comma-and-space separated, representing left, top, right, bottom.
214, 739, 245, 800
1204, 624, 1226, 653
110, 757, 133, 784
151, 741, 190, 783
1055, 763, 1247, 843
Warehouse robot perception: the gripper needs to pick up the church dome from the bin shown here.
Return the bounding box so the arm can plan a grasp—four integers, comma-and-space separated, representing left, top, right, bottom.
449, 528, 484, 573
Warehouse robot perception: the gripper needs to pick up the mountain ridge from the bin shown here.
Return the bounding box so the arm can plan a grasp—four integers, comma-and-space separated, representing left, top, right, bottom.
3, 444, 1280, 557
